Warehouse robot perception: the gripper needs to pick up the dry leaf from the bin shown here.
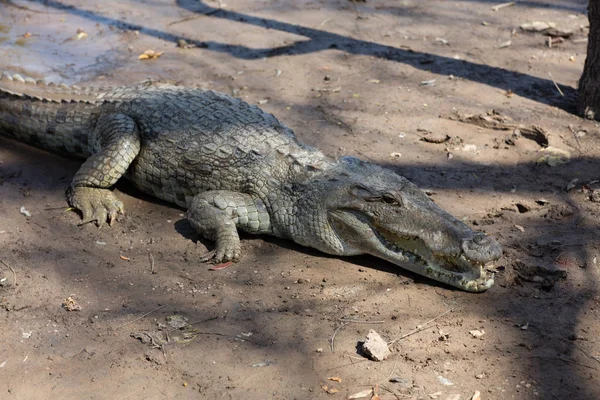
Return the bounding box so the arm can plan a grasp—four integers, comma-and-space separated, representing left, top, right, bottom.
321, 385, 338, 394
139, 50, 164, 60
347, 389, 373, 399
75, 29, 87, 40
371, 383, 381, 400
328, 377, 342, 383
120, 255, 130, 261
62, 296, 82, 311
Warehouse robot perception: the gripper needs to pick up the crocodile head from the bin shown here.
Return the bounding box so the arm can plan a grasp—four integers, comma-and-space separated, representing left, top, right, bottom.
299, 157, 502, 292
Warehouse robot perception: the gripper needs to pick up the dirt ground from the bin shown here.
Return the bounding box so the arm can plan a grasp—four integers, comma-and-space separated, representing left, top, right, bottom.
0, 0, 599, 399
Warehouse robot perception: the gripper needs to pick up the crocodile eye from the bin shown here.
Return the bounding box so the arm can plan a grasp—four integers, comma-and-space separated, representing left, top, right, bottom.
382, 193, 398, 204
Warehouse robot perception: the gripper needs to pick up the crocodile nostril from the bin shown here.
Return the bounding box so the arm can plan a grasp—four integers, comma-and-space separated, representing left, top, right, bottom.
472, 235, 486, 244
461, 234, 502, 262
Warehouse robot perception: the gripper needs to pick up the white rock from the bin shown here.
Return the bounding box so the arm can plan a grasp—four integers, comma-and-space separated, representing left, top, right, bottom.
362, 329, 391, 361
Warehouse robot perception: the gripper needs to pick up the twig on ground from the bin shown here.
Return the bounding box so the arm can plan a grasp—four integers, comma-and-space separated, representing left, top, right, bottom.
532, 355, 597, 370
567, 125, 582, 149
527, 375, 560, 400
347, 355, 365, 360
326, 358, 368, 371
148, 252, 155, 274
576, 347, 600, 366
317, 18, 332, 28
179, 316, 219, 328
161, 344, 168, 362
0, 259, 17, 287
378, 363, 397, 385
330, 322, 349, 352
114, 305, 166, 330
548, 72, 564, 96
388, 308, 453, 345
339, 318, 385, 324
491, 1, 516, 11
185, 331, 259, 344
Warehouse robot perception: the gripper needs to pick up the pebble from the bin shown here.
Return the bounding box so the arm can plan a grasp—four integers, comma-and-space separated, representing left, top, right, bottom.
361, 330, 391, 361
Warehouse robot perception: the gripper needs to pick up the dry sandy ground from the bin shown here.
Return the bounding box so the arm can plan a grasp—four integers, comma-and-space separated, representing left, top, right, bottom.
1, 0, 599, 399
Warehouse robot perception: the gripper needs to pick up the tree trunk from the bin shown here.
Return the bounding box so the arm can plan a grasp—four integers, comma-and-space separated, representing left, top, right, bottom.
578, 1, 600, 119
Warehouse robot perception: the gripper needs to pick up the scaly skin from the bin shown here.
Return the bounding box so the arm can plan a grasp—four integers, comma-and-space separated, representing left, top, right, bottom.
0, 72, 502, 292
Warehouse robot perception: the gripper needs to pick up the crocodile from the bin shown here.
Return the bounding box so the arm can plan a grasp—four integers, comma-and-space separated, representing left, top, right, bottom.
0, 72, 502, 292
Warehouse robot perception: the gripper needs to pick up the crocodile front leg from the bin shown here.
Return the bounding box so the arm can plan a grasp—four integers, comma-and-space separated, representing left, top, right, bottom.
69, 114, 141, 227
187, 191, 272, 263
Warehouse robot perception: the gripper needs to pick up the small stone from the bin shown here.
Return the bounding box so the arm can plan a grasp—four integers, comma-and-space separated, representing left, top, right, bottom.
437, 375, 454, 386
514, 224, 525, 232
316, 348, 323, 353
469, 329, 485, 338
520, 322, 529, 330
361, 329, 391, 361
421, 133, 450, 144
438, 329, 450, 341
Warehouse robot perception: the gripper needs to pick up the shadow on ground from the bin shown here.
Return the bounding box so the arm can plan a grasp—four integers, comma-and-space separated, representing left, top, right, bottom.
25, 0, 578, 112
1, 0, 598, 397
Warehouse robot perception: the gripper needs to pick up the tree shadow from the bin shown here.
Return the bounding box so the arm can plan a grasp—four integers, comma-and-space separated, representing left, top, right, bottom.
2, 124, 600, 398
25, 0, 578, 113
459, 0, 587, 13
1, 1, 597, 397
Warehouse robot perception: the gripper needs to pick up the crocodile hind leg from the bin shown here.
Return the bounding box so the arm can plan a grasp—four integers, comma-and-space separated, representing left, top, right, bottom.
187, 191, 272, 263
69, 114, 141, 227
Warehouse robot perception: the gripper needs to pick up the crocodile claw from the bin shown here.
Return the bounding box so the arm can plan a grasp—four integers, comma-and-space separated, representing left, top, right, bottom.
69, 187, 125, 227
199, 241, 241, 264
200, 249, 241, 264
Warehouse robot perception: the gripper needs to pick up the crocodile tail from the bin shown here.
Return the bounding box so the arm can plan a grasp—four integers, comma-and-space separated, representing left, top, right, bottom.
0, 71, 104, 103
0, 72, 101, 158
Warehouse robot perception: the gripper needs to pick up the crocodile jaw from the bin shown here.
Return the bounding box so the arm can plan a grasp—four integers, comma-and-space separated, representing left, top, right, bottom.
328, 210, 496, 292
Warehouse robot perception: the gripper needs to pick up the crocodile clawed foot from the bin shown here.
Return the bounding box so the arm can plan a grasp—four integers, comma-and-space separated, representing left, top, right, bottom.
199, 242, 241, 264
214, 240, 241, 263
69, 187, 125, 227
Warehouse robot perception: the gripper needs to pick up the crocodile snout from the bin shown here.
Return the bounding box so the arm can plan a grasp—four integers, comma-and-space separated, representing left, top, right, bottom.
461, 233, 502, 263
